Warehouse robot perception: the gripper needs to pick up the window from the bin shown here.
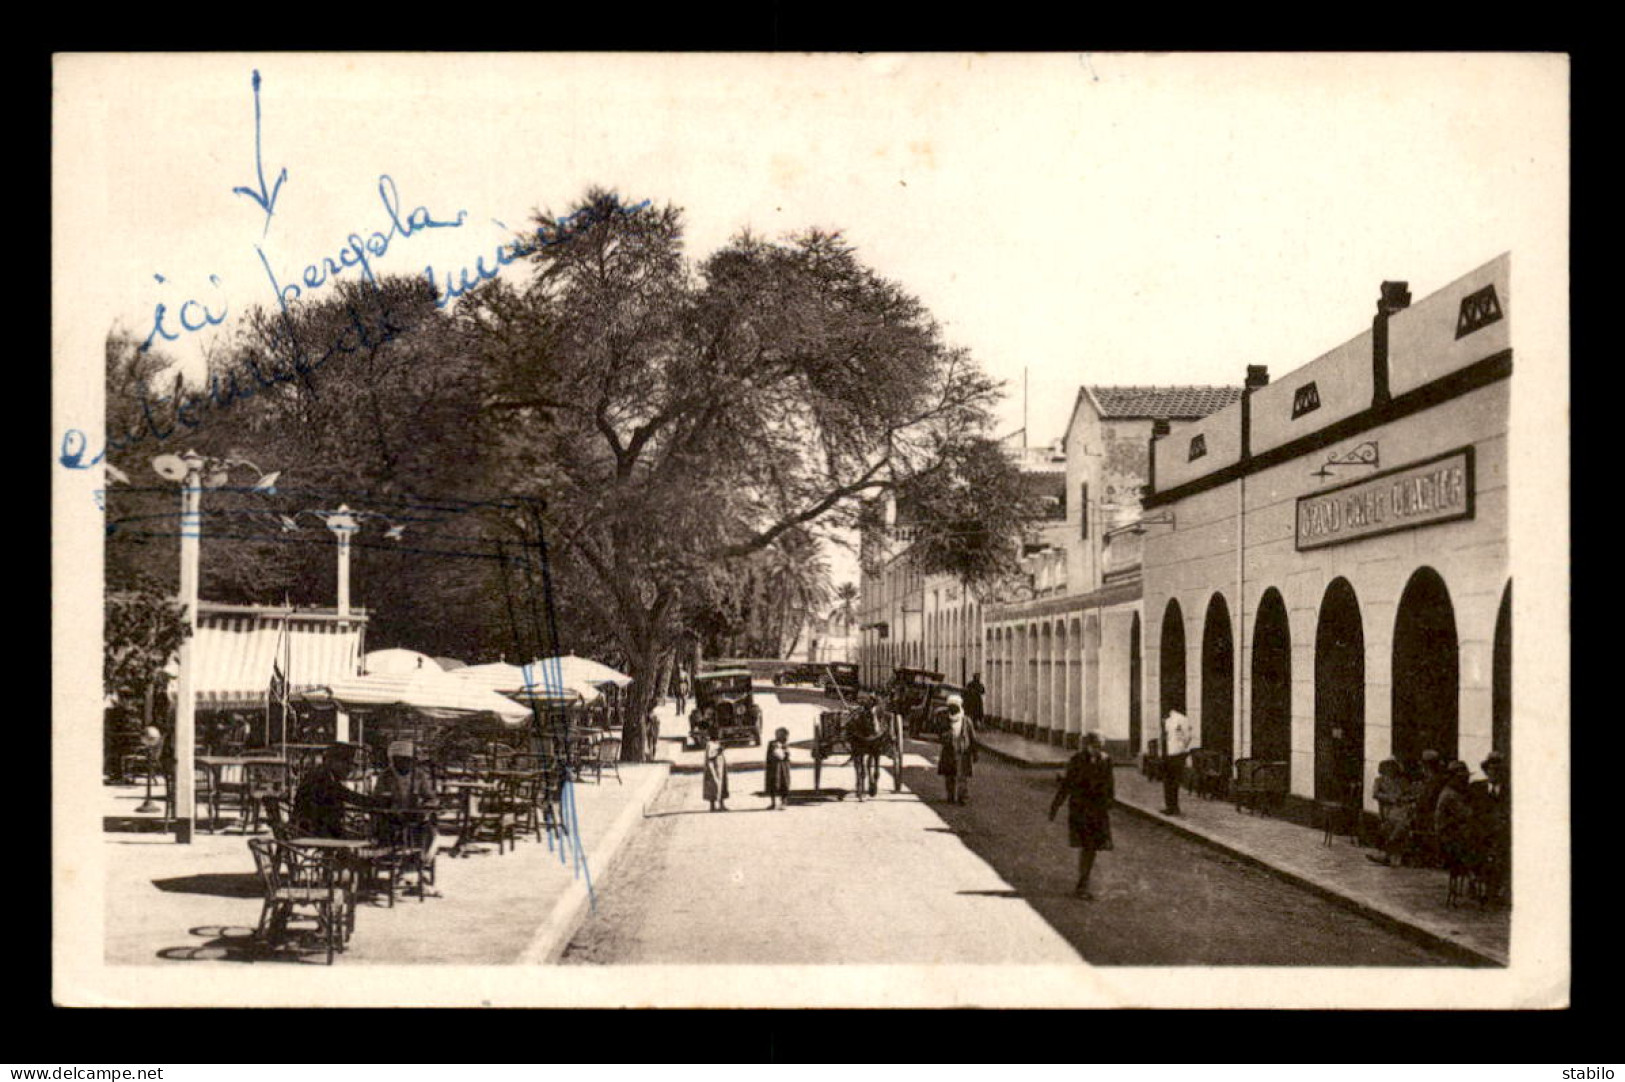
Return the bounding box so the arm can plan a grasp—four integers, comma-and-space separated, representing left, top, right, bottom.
1079, 482, 1089, 539
1292, 381, 1321, 419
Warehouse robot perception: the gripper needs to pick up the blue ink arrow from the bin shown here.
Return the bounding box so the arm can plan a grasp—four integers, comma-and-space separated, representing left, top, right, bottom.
231, 70, 289, 238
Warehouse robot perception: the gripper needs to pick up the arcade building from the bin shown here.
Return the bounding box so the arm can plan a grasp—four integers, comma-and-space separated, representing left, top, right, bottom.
1140, 253, 1512, 818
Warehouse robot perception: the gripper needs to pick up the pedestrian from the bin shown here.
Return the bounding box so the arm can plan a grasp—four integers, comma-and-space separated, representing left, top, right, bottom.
674, 670, 689, 718
765, 726, 792, 810
964, 672, 987, 725
1160, 710, 1191, 815
703, 733, 730, 812
938, 695, 976, 804
1050, 731, 1115, 899
645, 710, 661, 761
1471, 750, 1510, 904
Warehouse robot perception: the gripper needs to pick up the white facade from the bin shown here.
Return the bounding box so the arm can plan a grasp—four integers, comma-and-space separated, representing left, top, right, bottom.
1140, 256, 1512, 814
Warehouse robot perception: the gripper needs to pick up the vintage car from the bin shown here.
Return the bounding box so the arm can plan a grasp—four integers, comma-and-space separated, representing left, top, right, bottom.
687, 669, 764, 749
772, 662, 825, 687
820, 662, 862, 699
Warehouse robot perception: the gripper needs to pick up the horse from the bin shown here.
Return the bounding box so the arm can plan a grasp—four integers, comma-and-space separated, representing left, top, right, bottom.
845, 706, 887, 799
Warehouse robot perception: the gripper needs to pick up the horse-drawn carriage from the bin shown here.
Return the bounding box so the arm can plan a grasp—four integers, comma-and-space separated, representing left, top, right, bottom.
888, 668, 966, 739
811, 701, 905, 796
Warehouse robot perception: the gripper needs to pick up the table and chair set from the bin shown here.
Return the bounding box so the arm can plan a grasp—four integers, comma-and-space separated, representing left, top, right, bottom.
237, 728, 617, 964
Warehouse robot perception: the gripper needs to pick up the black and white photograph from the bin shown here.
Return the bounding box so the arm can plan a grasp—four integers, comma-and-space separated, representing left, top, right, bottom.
51, 52, 1569, 1008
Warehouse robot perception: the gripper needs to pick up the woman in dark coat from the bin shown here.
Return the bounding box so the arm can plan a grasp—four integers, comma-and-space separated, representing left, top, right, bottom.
1049, 732, 1115, 899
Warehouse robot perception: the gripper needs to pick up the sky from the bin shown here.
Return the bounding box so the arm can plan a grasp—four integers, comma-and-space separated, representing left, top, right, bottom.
54, 52, 1569, 591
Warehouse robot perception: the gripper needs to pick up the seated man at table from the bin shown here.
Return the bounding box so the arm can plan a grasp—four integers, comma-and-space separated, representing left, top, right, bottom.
382, 741, 435, 807
291, 742, 390, 839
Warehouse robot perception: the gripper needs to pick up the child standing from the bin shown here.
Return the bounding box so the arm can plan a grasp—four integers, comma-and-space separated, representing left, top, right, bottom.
765, 727, 793, 810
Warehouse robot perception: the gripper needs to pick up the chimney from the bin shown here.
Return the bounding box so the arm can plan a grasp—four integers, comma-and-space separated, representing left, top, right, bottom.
1372, 280, 1411, 405
1241, 366, 1268, 459
1378, 280, 1412, 317
1147, 418, 1170, 495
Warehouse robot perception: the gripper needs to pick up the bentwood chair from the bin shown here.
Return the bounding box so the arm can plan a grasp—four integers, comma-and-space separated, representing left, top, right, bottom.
261, 795, 294, 841
364, 809, 437, 905
242, 761, 289, 835
166, 766, 218, 830
594, 737, 623, 786
1320, 780, 1364, 847
249, 838, 348, 965
464, 778, 519, 854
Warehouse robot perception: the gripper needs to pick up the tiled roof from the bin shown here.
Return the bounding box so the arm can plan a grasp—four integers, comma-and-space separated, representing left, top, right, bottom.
1090, 385, 1243, 421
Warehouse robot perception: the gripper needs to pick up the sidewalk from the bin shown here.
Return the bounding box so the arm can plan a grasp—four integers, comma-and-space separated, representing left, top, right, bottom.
101, 760, 670, 966
976, 728, 1509, 966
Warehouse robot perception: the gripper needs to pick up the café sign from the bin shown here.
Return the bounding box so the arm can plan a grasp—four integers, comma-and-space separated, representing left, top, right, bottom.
1296, 447, 1474, 551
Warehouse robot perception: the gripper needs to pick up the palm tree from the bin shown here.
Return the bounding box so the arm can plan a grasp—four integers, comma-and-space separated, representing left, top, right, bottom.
750, 530, 833, 658
833, 582, 859, 635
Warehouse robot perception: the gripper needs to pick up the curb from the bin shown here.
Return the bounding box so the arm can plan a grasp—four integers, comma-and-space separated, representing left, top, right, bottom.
973, 735, 1068, 770
1109, 797, 1506, 967
517, 761, 672, 965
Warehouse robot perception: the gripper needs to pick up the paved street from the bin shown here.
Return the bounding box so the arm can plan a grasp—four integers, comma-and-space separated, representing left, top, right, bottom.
565, 687, 1473, 967
562, 687, 1083, 964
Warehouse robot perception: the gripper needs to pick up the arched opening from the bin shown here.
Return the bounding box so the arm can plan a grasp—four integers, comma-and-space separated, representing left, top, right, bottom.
1315, 577, 1365, 802
1250, 588, 1292, 763
1129, 612, 1143, 754
1201, 594, 1234, 756
1493, 582, 1511, 757
1159, 599, 1187, 722
1392, 567, 1459, 763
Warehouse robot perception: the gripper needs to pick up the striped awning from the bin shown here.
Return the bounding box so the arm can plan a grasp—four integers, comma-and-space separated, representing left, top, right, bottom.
181, 603, 365, 710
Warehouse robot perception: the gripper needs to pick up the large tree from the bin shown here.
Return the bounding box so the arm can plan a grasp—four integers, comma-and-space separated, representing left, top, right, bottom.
888, 435, 1045, 592
464, 190, 1000, 758
104, 277, 524, 659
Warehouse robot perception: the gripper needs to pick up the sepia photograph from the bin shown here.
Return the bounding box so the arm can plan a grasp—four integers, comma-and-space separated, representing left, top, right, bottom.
51, 51, 1570, 1009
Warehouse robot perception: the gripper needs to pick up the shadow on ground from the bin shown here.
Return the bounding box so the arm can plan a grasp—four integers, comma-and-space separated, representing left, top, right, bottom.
896, 755, 1475, 967
156, 924, 337, 965
152, 873, 264, 898
103, 816, 174, 834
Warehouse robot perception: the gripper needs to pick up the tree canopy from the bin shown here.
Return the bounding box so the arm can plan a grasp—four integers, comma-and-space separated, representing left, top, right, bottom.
104, 187, 1022, 759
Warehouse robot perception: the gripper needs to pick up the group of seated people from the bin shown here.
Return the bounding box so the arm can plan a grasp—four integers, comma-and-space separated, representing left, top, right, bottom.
1367, 748, 1510, 904
290, 740, 437, 843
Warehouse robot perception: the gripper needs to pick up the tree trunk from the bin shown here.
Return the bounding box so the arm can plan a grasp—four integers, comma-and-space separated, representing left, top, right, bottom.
618, 633, 677, 764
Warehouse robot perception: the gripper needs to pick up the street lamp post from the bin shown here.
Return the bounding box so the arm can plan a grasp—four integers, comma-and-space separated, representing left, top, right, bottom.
276, 503, 404, 743
171, 452, 203, 842
324, 506, 360, 618
146, 451, 280, 844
